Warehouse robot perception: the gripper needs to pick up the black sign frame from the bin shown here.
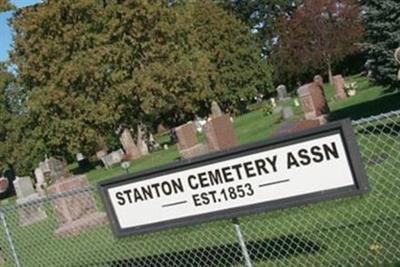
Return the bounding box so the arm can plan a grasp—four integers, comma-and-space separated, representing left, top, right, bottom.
98, 119, 369, 238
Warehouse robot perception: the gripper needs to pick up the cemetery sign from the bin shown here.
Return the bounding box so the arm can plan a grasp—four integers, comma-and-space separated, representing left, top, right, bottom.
99, 119, 368, 237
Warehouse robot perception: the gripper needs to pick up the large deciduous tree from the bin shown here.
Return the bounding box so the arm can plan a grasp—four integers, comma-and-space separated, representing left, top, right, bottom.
361, 0, 400, 89
0, 63, 41, 175
217, 0, 301, 55
271, 0, 363, 85
0, 63, 14, 173
10, 0, 271, 165
0, 0, 13, 12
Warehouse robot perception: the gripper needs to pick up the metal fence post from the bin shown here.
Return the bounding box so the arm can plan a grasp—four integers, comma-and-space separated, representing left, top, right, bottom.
233, 218, 253, 267
0, 211, 21, 267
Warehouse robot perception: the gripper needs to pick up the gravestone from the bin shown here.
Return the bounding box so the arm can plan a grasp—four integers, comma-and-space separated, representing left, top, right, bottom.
101, 149, 124, 168
313, 75, 324, 87
34, 168, 45, 195
204, 114, 237, 152
332, 75, 347, 100
276, 85, 288, 101
395, 48, 400, 80
147, 133, 160, 152
175, 122, 198, 151
76, 153, 90, 171
14, 177, 35, 197
297, 82, 330, 124
211, 101, 223, 118
282, 107, 294, 119
0, 177, 9, 194
39, 160, 50, 174
13, 177, 47, 226
175, 122, 208, 159
0, 169, 16, 200
119, 128, 140, 160
40, 157, 67, 183
137, 125, 149, 156
270, 98, 277, 108
48, 175, 107, 236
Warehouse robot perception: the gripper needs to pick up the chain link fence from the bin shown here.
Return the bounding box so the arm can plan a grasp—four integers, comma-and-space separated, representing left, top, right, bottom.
0, 110, 399, 267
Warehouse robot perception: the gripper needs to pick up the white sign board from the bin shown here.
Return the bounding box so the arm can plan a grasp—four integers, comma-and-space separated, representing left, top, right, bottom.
99, 120, 368, 237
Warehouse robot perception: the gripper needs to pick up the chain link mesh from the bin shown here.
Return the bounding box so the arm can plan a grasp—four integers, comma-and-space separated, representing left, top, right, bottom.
0, 111, 399, 267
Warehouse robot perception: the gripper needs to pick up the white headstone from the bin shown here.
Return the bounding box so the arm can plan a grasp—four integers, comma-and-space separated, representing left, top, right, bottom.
34, 168, 45, 194
270, 98, 276, 108
13, 177, 35, 199
276, 85, 288, 100
101, 149, 124, 168
137, 125, 149, 156
76, 153, 85, 161
211, 101, 223, 118
34, 168, 45, 184
13, 176, 48, 226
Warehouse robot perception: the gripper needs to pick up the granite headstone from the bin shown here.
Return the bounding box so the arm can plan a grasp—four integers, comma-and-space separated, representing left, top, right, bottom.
297, 82, 330, 124
332, 75, 347, 100
204, 114, 237, 152
48, 175, 107, 236
119, 128, 140, 160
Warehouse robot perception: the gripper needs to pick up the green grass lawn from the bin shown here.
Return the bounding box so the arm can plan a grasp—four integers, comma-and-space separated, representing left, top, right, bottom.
1, 74, 399, 266
81, 74, 400, 185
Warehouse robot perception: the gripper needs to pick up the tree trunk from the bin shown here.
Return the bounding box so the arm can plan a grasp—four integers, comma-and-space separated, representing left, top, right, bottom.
327, 60, 333, 85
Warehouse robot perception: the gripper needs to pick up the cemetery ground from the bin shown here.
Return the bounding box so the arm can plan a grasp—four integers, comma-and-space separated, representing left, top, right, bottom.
1, 74, 399, 266
80, 74, 400, 184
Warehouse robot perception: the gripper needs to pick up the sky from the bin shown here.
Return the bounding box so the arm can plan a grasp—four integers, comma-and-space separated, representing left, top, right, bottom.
0, 0, 42, 62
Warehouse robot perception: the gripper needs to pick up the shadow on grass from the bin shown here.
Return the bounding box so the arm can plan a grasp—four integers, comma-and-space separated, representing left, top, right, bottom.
329, 92, 400, 121
70, 161, 99, 175
110, 234, 321, 267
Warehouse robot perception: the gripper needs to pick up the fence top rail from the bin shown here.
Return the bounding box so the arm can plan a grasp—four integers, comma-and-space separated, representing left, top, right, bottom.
351, 109, 400, 126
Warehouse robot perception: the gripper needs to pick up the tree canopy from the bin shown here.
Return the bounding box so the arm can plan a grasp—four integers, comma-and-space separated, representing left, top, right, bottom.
0, 0, 13, 12
217, 0, 301, 55
271, 0, 363, 85
8, 0, 272, 172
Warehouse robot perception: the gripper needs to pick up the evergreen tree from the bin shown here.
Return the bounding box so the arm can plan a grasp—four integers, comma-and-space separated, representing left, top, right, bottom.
362, 0, 400, 88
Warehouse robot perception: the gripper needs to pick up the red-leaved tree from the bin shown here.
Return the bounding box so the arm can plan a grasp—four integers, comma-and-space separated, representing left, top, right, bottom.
272, 0, 363, 85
